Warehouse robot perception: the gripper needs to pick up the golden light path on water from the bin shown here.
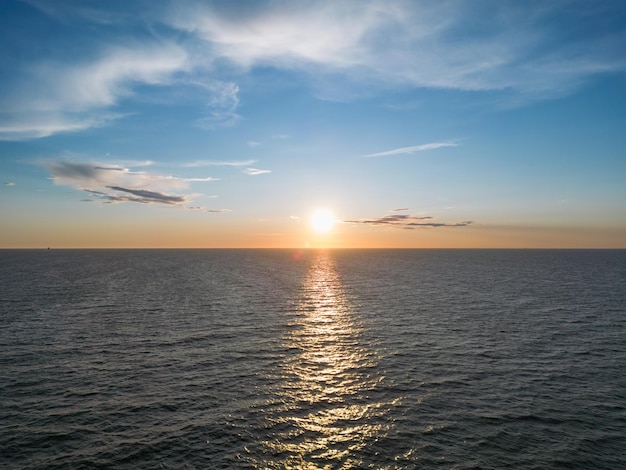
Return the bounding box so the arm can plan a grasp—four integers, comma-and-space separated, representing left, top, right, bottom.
254, 251, 399, 469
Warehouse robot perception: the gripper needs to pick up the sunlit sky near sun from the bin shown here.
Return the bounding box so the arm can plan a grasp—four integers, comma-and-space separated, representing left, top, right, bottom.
0, 0, 625, 248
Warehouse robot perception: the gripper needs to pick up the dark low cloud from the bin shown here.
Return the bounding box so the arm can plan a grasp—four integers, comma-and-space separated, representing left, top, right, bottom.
48, 161, 100, 180
406, 221, 473, 227
345, 214, 434, 225
84, 189, 108, 197
186, 206, 229, 213
84, 187, 187, 206
44, 159, 220, 210
93, 166, 126, 171
344, 213, 472, 229
106, 186, 186, 205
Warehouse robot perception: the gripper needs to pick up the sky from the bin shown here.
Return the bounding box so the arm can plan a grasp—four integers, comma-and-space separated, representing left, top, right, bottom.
0, 0, 625, 248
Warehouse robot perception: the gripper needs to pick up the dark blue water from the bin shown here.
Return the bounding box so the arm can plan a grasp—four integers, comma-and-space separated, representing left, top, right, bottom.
1, 249, 625, 469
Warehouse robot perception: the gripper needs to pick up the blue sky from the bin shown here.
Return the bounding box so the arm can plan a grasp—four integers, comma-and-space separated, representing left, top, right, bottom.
1, 0, 625, 247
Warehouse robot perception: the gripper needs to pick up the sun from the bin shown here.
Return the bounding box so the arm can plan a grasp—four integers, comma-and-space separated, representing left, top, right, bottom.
310, 209, 336, 234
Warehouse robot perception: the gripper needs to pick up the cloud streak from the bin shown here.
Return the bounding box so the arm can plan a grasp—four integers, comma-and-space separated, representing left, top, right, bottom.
106, 186, 186, 205
183, 159, 256, 167
363, 142, 458, 158
85, 187, 187, 205
0, 114, 122, 141
345, 212, 472, 229
243, 168, 271, 176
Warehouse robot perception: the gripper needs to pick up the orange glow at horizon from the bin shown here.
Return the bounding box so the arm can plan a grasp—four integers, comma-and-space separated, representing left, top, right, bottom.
1, 212, 624, 249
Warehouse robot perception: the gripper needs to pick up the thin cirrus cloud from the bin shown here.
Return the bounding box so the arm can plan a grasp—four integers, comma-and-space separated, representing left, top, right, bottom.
0, 114, 122, 141
180, 177, 219, 182
242, 168, 271, 176
20, 0, 133, 25
193, 80, 241, 129
344, 213, 472, 229
186, 206, 230, 213
44, 160, 216, 208
363, 142, 458, 158
2, 1, 624, 141
0, 44, 188, 140
182, 159, 256, 168
167, 1, 626, 97
167, 1, 379, 69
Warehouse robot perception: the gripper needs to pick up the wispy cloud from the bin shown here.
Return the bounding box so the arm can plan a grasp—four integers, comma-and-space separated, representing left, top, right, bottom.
44, 160, 216, 208
0, 47, 241, 140
4, 182, 15, 186
363, 142, 458, 158
3, 1, 623, 142
243, 168, 271, 176
0, 114, 122, 141
167, 1, 626, 100
114, 160, 154, 168
0, 44, 188, 140
345, 213, 472, 229
195, 81, 241, 128
390, 208, 409, 212
183, 159, 255, 167
185, 206, 230, 213
178, 177, 218, 182
20, 0, 133, 25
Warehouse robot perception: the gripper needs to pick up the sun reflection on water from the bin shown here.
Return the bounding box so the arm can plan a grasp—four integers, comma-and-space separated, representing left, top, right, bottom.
254, 251, 394, 469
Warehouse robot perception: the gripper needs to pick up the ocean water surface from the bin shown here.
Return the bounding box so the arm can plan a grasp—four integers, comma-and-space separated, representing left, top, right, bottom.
1, 249, 625, 468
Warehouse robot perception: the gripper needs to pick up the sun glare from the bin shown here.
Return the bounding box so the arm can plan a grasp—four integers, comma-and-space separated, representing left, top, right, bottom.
310, 209, 336, 234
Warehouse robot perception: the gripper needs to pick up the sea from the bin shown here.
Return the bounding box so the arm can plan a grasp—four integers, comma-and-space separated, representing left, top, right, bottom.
1, 249, 625, 469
